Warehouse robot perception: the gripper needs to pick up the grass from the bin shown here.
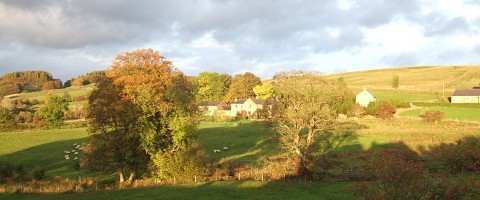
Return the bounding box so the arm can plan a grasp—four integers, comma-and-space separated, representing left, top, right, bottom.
10, 86, 92, 102
400, 107, 480, 122
323, 66, 480, 92
351, 88, 439, 102
0, 128, 89, 178
0, 181, 354, 200
336, 118, 480, 153
197, 121, 279, 165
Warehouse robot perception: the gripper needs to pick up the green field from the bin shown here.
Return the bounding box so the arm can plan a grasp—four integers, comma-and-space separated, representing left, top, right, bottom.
400, 107, 480, 122
0, 181, 353, 200
0, 128, 89, 178
9, 86, 93, 102
2, 118, 480, 199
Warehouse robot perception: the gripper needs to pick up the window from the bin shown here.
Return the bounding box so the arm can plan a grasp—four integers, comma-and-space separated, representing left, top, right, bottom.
249, 105, 252, 108
466, 97, 472, 103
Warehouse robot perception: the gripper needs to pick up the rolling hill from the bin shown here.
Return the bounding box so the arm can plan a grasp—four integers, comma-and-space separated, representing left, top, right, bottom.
322, 65, 480, 93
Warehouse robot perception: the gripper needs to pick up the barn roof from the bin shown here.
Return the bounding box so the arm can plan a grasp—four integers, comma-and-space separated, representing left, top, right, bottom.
452, 89, 480, 96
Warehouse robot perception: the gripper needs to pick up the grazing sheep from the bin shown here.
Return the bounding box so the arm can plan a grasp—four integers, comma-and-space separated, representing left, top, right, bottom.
213, 149, 221, 153
64, 150, 70, 154
78, 147, 83, 151
76, 145, 81, 149
74, 152, 79, 155
65, 156, 70, 160
223, 147, 229, 150
74, 157, 78, 160
71, 150, 75, 153
73, 143, 77, 146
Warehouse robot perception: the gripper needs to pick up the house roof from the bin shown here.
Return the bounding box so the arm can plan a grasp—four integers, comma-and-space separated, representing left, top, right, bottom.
356, 88, 375, 98
452, 89, 480, 96
198, 101, 224, 107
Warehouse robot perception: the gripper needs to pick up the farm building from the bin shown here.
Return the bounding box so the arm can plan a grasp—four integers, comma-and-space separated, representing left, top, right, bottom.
230, 98, 278, 117
451, 89, 480, 103
198, 101, 230, 116
356, 88, 376, 107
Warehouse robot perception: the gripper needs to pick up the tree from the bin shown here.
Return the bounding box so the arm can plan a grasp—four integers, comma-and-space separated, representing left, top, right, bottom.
392, 75, 399, 89
83, 49, 198, 183
224, 72, 261, 102
253, 83, 274, 99
273, 71, 351, 177
0, 107, 18, 132
194, 72, 231, 101
35, 95, 69, 128
42, 79, 62, 90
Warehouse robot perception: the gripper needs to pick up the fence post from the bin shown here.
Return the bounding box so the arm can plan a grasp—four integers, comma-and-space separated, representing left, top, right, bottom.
261, 174, 264, 182
195, 175, 197, 183
238, 173, 241, 181
174, 176, 176, 185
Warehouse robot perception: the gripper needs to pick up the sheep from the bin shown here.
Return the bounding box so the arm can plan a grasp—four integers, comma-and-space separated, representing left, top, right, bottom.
64, 150, 70, 154
65, 156, 70, 160
73, 143, 77, 146
76, 145, 81, 149
74, 152, 79, 155
74, 157, 78, 160
71, 150, 76, 153
223, 147, 229, 150
213, 149, 221, 153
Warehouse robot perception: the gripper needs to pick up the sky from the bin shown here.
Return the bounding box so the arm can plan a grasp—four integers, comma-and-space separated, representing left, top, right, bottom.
0, 0, 479, 81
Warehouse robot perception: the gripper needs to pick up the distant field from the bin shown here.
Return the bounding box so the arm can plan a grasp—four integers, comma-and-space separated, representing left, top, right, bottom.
0, 181, 353, 200
350, 88, 440, 102
323, 66, 480, 92
400, 107, 480, 122
9, 85, 93, 102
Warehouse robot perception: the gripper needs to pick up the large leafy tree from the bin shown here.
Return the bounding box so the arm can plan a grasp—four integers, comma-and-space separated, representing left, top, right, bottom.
0, 107, 18, 132
83, 49, 197, 183
273, 71, 352, 177
224, 72, 261, 102
194, 72, 231, 102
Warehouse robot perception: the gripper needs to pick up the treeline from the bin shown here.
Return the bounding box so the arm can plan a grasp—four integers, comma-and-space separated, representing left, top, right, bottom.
0, 71, 62, 97
64, 71, 105, 87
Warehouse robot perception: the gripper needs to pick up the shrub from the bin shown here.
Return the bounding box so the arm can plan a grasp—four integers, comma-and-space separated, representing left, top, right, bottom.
423, 140, 480, 174
0, 162, 14, 183
364, 101, 378, 116
422, 110, 445, 122
375, 103, 395, 120
150, 144, 210, 183
13, 164, 28, 182
351, 151, 428, 199
348, 103, 365, 117
32, 166, 46, 180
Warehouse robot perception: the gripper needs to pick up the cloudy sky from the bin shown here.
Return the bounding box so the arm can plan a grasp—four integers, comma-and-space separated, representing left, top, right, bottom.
0, 0, 479, 81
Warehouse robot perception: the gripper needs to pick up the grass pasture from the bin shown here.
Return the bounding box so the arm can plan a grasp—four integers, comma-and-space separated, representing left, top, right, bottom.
0, 181, 353, 200
400, 107, 480, 122
9, 86, 93, 103
0, 128, 89, 178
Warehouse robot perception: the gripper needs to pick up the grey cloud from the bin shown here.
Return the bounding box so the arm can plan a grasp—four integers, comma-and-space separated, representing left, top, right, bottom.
381, 52, 419, 67
423, 12, 470, 36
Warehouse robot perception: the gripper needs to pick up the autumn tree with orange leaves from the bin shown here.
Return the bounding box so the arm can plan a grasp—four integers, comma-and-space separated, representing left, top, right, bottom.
82, 49, 198, 183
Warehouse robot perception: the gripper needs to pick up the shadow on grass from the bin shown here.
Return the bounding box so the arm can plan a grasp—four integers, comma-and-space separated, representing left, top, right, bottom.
0, 137, 90, 178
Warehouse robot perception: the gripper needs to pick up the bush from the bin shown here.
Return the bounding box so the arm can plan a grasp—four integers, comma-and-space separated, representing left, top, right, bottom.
32, 166, 46, 180
422, 110, 445, 122
350, 151, 480, 199
0, 162, 14, 183
348, 103, 365, 117
423, 140, 480, 174
150, 144, 210, 183
375, 103, 396, 120
351, 151, 428, 199
13, 164, 28, 182
364, 101, 378, 116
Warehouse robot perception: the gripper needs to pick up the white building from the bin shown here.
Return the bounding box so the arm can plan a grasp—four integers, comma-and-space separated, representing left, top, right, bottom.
356, 88, 376, 107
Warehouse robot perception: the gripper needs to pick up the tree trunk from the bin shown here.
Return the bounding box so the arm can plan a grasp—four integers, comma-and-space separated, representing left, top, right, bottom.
119, 170, 125, 183
127, 171, 137, 182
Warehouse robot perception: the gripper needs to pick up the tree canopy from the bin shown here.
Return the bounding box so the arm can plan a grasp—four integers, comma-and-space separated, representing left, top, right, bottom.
224, 72, 261, 102
194, 72, 231, 102
253, 83, 274, 99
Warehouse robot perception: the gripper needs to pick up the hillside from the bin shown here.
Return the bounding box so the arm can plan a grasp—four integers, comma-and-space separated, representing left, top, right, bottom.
322, 66, 480, 93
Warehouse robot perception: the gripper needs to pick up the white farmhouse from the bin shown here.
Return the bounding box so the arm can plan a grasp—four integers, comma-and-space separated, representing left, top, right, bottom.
356, 88, 376, 107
